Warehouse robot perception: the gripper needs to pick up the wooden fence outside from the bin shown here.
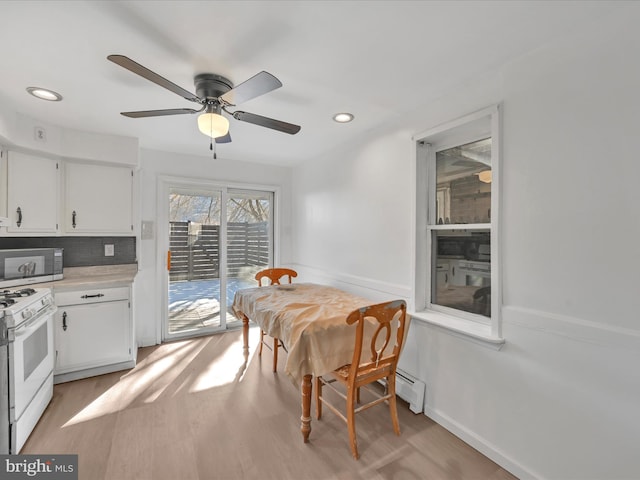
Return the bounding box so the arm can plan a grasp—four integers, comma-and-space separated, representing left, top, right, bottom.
169, 221, 269, 281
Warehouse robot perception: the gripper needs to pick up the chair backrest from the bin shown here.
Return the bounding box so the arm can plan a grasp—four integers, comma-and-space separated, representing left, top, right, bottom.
346, 299, 407, 384
255, 268, 298, 286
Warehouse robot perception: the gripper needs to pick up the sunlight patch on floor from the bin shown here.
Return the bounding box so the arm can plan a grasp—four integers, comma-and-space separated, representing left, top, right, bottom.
62, 338, 211, 427
189, 335, 255, 392
61, 327, 260, 428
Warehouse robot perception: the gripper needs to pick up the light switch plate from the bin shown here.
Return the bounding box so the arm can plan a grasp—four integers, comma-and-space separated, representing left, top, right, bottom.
104, 244, 114, 256
141, 220, 154, 240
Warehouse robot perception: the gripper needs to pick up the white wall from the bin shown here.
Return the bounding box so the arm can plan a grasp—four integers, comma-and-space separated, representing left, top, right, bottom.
290, 5, 640, 480
134, 148, 293, 346
291, 130, 414, 300
0, 111, 138, 166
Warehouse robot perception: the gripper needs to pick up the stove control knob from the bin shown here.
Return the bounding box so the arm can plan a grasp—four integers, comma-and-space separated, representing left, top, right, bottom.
22, 308, 34, 320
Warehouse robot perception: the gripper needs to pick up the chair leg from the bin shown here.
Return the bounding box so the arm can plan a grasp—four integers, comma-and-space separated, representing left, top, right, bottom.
259, 329, 265, 355
387, 375, 400, 435
314, 376, 322, 419
346, 386, 359, 459
273, 337, 279, 372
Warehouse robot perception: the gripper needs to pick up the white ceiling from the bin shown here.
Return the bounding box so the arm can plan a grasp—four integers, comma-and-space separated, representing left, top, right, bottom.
0, 1, 620, 167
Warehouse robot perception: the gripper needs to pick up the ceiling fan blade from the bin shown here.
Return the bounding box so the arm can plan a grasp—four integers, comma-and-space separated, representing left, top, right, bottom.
215, 132, 232, 144
121, 108, 199, 118
108, 54, 201, 103
232, 111, 301, 135
220, 71, 282, 105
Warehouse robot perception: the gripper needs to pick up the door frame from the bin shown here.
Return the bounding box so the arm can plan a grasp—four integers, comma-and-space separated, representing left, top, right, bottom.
156, 175, 281, 344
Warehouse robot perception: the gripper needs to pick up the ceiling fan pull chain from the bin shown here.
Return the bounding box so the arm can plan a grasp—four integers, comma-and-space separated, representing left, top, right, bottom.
210, 119, 217, 159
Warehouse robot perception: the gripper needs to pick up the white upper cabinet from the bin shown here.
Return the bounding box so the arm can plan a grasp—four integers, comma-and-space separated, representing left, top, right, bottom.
64, 162, 134, 234
6, 151, 59, 234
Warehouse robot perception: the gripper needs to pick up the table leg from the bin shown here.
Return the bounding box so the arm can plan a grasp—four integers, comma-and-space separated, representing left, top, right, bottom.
241, 313, 249, 352
301, 374, 312, 443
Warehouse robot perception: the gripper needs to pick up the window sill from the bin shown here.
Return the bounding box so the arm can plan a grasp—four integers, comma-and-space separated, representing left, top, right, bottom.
409, 310, 505, 350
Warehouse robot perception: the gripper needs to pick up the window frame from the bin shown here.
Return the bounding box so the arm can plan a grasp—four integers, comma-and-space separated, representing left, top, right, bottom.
411, 105, 504, 348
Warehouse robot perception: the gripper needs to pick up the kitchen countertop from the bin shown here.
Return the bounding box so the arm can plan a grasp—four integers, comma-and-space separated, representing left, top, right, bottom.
29, 264, 138, 291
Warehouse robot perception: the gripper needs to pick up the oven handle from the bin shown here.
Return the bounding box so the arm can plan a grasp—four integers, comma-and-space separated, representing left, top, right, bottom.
13, 306, 56, 337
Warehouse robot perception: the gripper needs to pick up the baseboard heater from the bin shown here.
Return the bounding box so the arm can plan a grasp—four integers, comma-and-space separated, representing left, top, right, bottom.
395, 369, 425, 414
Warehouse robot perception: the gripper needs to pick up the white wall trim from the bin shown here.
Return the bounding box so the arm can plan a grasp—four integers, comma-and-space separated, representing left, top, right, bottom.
409, 310, 504, 349
423, 406, 539, 480
503, 305, 640, 351
412, 104, 499, 144
291, 263, 412, 300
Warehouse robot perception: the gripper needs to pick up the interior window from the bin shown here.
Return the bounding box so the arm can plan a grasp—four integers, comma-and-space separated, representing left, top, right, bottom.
431, 139, 492, 318
413, 105, 502, 342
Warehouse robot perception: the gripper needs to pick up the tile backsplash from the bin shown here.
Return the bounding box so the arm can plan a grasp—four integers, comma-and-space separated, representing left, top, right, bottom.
0, 237, 136, 267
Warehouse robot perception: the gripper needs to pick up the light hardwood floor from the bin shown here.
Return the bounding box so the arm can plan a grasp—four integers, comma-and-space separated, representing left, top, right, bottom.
23, 328, 517, 480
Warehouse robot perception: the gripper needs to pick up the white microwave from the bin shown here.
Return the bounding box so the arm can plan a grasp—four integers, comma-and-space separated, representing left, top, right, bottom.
0, 248, 63, 288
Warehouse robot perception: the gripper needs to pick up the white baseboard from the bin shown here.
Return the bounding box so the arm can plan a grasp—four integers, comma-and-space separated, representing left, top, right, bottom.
137, 336, 158, 347
423, 405, 539, 480
54, 360, 136, 384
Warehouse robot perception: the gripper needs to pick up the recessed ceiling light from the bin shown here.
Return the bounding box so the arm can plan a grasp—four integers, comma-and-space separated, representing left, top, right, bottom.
26, 87, 63, 102
333, 112, 354, 123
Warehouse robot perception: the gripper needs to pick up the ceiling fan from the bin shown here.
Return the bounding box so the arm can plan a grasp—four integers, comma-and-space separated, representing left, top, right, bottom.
107, 55, 301, 147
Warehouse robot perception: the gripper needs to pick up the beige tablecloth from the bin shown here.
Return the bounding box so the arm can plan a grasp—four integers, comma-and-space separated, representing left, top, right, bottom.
232, 283, 373, 383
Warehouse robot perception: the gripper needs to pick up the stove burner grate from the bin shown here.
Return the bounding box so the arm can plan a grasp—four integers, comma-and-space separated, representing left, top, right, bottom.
0, 298, 16, 308
1, 288, 37, 299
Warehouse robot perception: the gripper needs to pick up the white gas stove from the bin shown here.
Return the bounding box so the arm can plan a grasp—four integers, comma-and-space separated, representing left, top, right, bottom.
0, 288, 55, 329
0, 287, 56, 453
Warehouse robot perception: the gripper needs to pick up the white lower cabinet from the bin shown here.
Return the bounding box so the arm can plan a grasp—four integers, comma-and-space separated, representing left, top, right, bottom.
448, 259, 466, 286
53, 286, 135, 382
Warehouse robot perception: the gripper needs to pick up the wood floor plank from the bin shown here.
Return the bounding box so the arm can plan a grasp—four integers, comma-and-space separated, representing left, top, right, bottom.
22, 328, 517, 480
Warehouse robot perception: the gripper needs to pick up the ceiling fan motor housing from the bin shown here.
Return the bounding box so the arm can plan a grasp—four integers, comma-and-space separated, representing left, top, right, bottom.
194, 73, 233, 103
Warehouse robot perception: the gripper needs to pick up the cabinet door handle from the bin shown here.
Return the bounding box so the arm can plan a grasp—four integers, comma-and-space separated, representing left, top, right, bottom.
16, 207, 22, 228
62, 311, 67, 331
452, 266, 455, 276
81, 294, 104, 299
72, 210, 77, 228
445, 273, 448, 283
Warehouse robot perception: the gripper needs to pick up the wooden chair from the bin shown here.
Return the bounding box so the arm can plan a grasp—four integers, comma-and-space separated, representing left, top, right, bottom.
255, 268, 298, 372
314, 299, 407, 460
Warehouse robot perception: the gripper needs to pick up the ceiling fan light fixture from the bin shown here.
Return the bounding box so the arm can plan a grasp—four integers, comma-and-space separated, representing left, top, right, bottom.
26, 86, 63, 102
198, 111, 230, 138
333, 112, 354, 123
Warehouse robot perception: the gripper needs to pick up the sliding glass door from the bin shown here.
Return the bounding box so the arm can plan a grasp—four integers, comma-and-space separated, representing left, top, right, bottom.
163, 182, 273, 341
225, 189, 273, 327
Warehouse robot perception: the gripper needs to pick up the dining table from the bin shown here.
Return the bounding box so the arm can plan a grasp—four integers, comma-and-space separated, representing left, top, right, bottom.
231, 282, 375, 443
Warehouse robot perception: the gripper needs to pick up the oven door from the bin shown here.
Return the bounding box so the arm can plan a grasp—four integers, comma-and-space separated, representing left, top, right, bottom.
10, 306, 55, 423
